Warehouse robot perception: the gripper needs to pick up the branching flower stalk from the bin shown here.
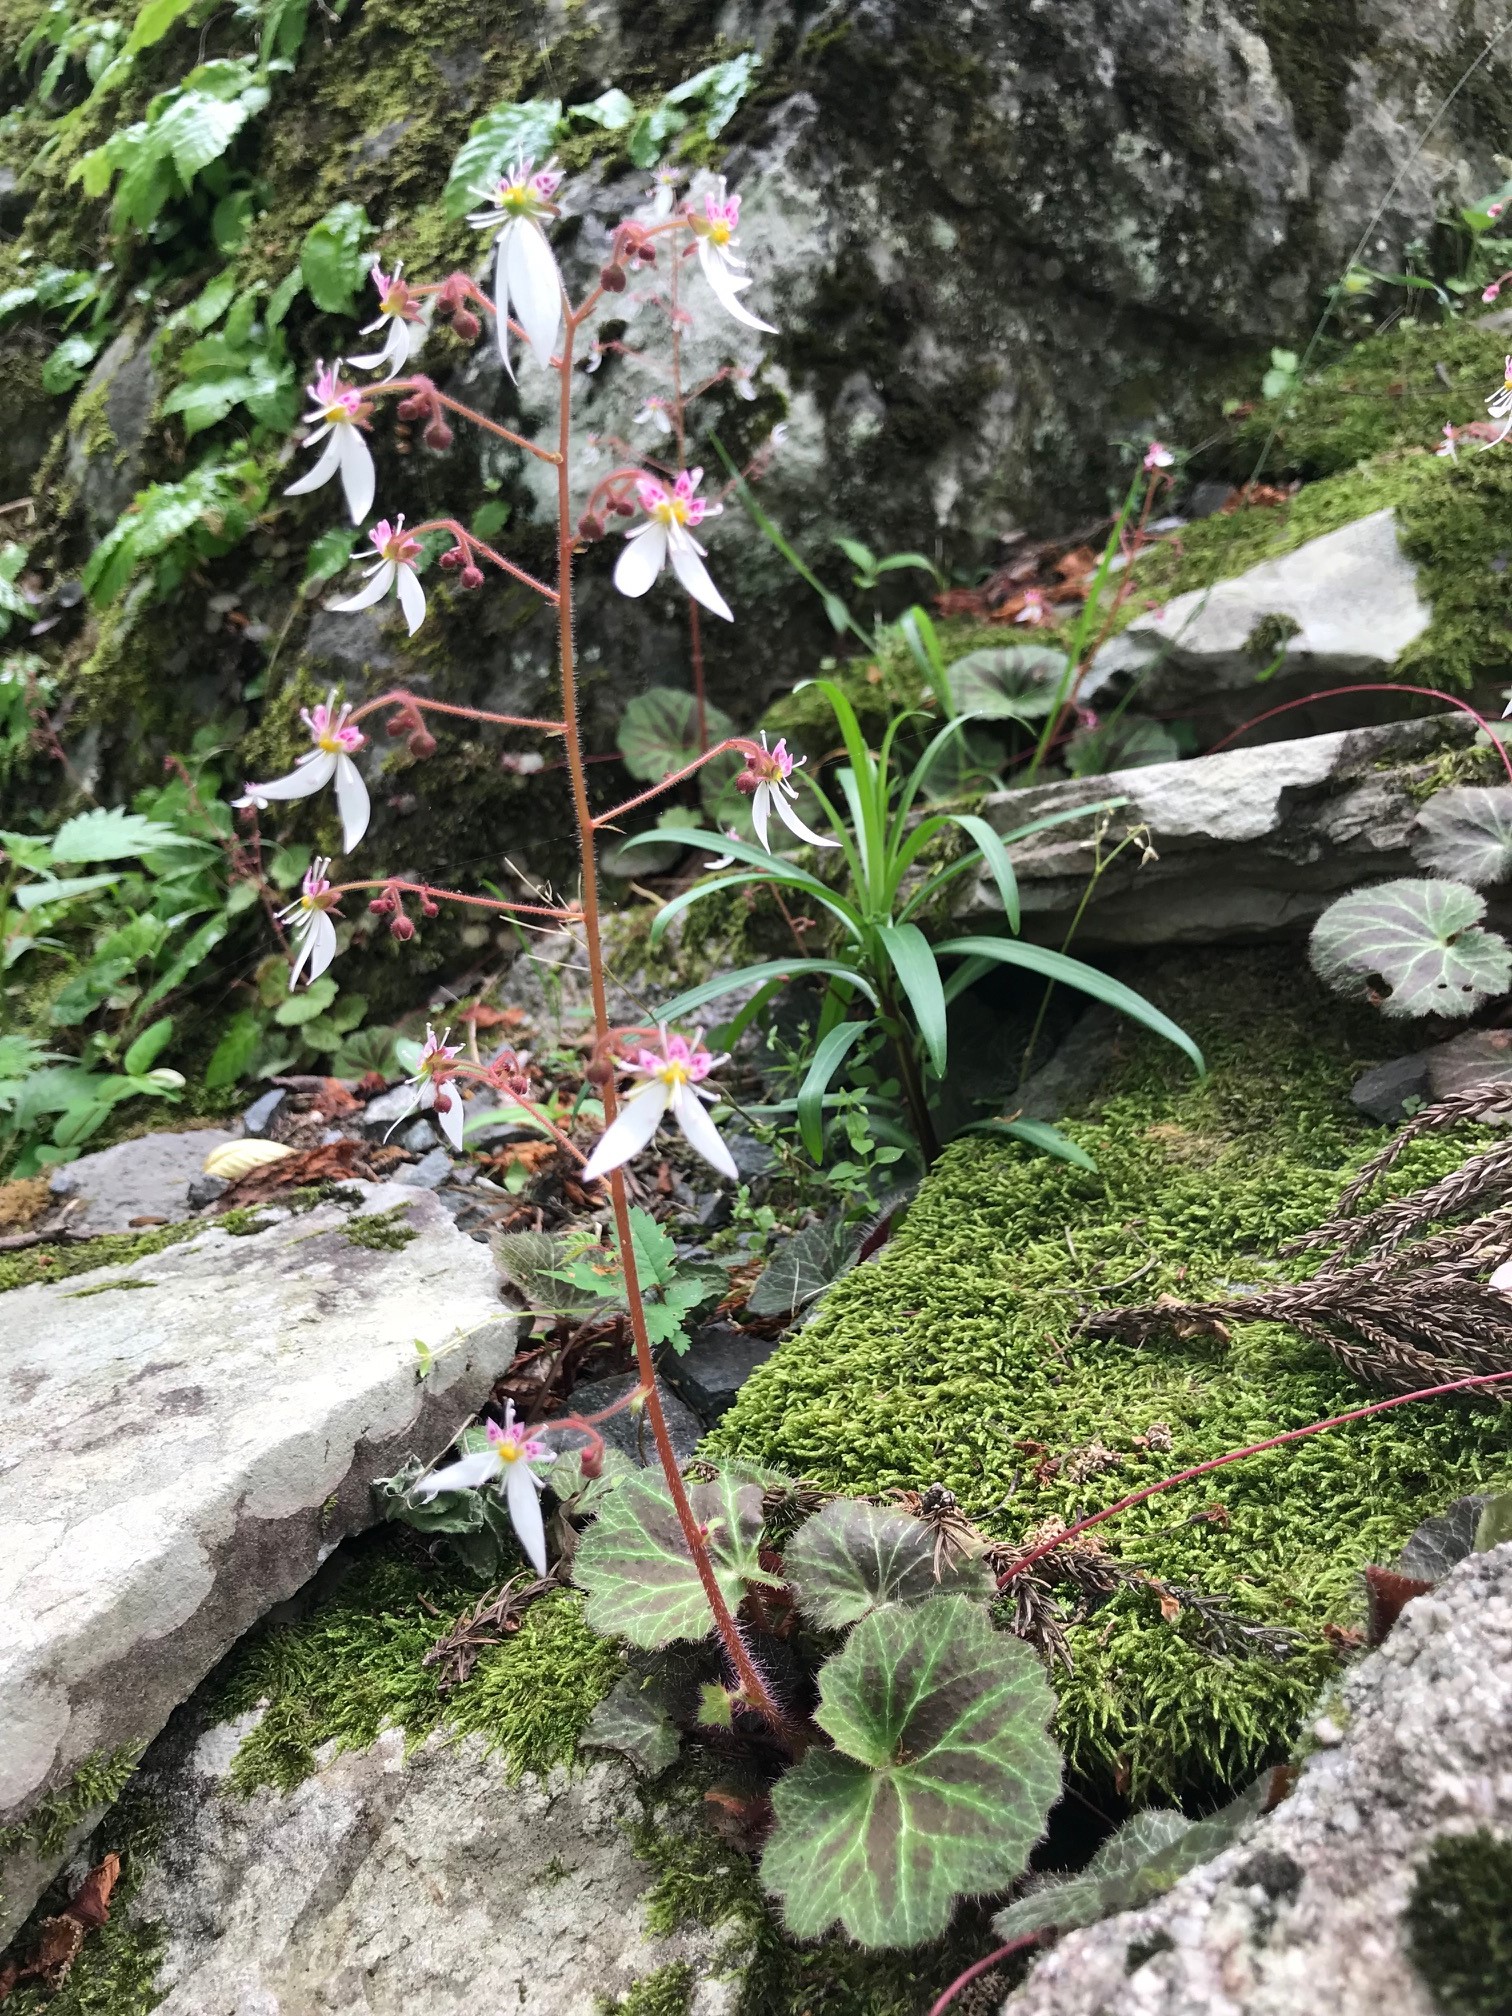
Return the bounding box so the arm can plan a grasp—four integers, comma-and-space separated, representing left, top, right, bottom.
232, 172, 801, 1731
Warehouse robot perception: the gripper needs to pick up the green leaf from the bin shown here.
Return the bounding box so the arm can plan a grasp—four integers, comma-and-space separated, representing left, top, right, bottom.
273, 973, 337, 1025
796, 1019, 871, 1162
120, 0, 198, 62
1309, 878, 1512, 1020
574, 1469, 779, 1648
656, 958, 878, 1025
266, 265, 303, 327
616, 686, 735, 783
746, 1215, 863, 1318
123, 1016, 173, 1075
300, 201, 374, 316
51, 807, 180, 862
205, 1008, 263, 1089
42, 333, 100, 395
948, 645, 1068, 723
760, 1598, 1061, 1947
944, 813, 1019, 933
571, 87, 635, 131
1398, 1495, 1492, 1581
1475, 1493, 1512, 1553
964, 1117, 1098, 1173
444, 97, 563, 220
786, 1500, 994, 1631
936, 937, 1205, 1077
1411, 786, 1512, 889
878, 923, 948, 1077
582, 1653, 702, 1777
14, 872, 122, 913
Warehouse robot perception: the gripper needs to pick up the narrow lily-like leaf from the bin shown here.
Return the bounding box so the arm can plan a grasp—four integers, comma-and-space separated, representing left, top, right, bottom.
878, 923, 948, 1077
655, 957, 879, 1025
993, 797, 1126, 845
946, 814, 1019, 931
618, 825, 856, 919
937, 936, 1205, 1076
796, 1018, 872, 1161
961, 1117, 1098, 1172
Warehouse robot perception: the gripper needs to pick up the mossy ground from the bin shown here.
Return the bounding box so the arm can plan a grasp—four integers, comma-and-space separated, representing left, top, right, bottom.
1404, 1829, 1512, 2016
710, 947, 1512, 1799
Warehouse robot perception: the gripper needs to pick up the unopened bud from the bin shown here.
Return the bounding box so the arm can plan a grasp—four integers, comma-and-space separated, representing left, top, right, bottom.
408, 727, 437, 759
368, 891, 394, 914
423, 415, 454, 451
396, 394, 425, 420
585, 1054, 615, 1088
613, 498, 635, 518
580, 1442, 604, 1479
734, 765, 760, 796
452, 307, 481, 343
439, 545, 465, 570
577, 511, 607, 542
390, 912, 416, 941
599, 262, 627, 293
420, 892, 439, 917
636, 244, 656, 266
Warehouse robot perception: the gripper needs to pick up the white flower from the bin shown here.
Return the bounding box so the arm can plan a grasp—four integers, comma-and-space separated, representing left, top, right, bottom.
738, 732, 839, 853
686, 178, 776, 334
389, 1024, 466, 1150
581, 1028, 737, 1184
415, 1403, 549, 1576
634, 396, 675, 437
1437, 423, 1459, 461
234, 690, 370, 853
279, 856, 339, 990
327, 516, 427, 636
468, 157, 565, 378
1143, 440, 1175, 471
1486, 355, 1512, 446
348, 262, 429, 381
642, 165, 682, 221
613, 468, 732, 621
284, 362, 375, 524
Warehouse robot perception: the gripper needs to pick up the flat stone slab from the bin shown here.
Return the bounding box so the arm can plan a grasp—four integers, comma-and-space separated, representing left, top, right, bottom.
1088, 509, 1430, 710
0, 1182, 518, 1940
1000, 1542, 1512, 2015
957, 715, 1482, 947
46, 1126, 238, 1233
124, 1720, 740, 2015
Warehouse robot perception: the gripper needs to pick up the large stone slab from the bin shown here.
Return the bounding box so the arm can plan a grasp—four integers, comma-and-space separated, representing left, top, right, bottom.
0, 1183, 518, 1940
122, 1718, 741, 2015
1001, 1541, 1512, 2015
957, 714, 1482, 947
1087, 511, 1431, 724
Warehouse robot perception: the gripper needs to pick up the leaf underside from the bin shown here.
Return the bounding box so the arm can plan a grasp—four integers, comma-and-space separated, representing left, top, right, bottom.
784, 1498, 995, 1630
761, 1597, 1061, 1948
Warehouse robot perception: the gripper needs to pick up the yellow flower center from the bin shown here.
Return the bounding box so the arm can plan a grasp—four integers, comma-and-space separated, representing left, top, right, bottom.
652, 498, 690, 528
322, 402, 351, 426
496, 1438, 525, 1464
707, 220, 733, 247
657, 1060, 692, 1088
317, 731, 344, 753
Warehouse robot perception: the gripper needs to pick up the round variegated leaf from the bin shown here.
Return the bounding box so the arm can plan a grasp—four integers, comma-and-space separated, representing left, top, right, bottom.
1411, 786, 1512, 888
582, 1648, 706, 1778
760, 1597, 1061, 1948
785, 1499, 995, 1630
573, 1468, 778, 1648
1308, 878, 1512, 1019
616, 686, 735, 783
948, 645, 1068, 722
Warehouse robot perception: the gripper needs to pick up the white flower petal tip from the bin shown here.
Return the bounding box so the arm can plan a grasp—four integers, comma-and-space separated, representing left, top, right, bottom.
689, 181, 777, 334
472, 160, 565, 377
278, 856, 342, 991
506, 1459, 549, 1577
581, 1031, 737, 1184
1491, 1260, 1512, 1294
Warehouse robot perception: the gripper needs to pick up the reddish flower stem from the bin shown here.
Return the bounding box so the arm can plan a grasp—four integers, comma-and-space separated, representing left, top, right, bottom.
401, 517, 560, 603
591, 736, 760, 828
1206, 683, 1512, 785
333, 877, 576, 922
372, 377, 558, 465
998, 1369, 1512, 1587
927, 1936, 1041, 2016
349, 686, 566, 736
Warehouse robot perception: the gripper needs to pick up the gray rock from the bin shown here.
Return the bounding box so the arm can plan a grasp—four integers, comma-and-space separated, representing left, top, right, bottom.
1086, 512, 1431, 728
542, 1372, 703, 1470
395, 1144, 453, 1189
1000, 1543, 1512, 2016
662, 1322, 780, 1424
0, 1182, 517, 1940
1350, 1053, 1432, 1127
398, 1116, 436, 1154
1425, 1026, 1512, 1114
185, 1173, 230, 1211
958, 715, 1481, 948
42, 1127, 238, 1234
118, 1718, 741, 2015
241, 1088, 287, 1137
1011, 1007, 1123, 1124
63, 329, 159, 533
360, 1084, 418, 1135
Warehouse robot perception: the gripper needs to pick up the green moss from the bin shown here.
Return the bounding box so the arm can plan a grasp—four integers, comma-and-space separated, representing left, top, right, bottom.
209, 1545, 621, 1798
0, 1221, 198, 1295
598, 1961, 696, 2016
1404, 1830, 1512, 2015
0, 1745, 142, 1866
707, 948, 1512, 1800
342, 1203, 416, 1251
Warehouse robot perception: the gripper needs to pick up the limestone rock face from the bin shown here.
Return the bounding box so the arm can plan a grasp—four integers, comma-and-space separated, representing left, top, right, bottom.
1000, 1542, 1512, 2016
957, 715, 1481, 947
126, 1719, 741, 2016
0, 1183, 518, 1940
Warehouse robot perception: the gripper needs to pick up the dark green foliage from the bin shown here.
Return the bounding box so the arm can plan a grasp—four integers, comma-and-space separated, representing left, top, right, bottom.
574, 1471, 778, 1648
1404, 1830, 1512, 2016
783, 1498, 994, 1629
597, 1962, 695, 2016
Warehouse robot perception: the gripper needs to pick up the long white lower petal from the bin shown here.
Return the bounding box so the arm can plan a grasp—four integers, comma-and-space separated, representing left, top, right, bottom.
327, 560, 397, 614
435, 1084, 466, 1151
333, 754, 371, 853
775, 785, 841, 850
395, 562, 427, 636
505, 1461, 548, 1576
672, 1081, 738, 1181
495, 227, 515, 378
284, 431, 342, 499
667, 529, 733, 622
235, 750, 338, 806
613, 521, 669, 599
697, 238, 777, 335
289, 916, 316, 991
581, 1081, 671, 1181
418, 1450, 499, 1496
335, 425, 375, 524
506, 217, 563, 372
304, 909, 338, 985
751, 783, 772, 852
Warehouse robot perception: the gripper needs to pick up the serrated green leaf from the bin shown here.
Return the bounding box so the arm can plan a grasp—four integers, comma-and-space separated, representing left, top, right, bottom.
300, 201, 373, 315
1309, 878, 1512, 1019
571, 86, 635, 131
785, 1499, 995, 1630
50, 807, 180, 863
204, 1008, 263, 1089
1411, 785, 1512, 888
582, 1652, 702, 1778
761, 1598, 1061, 1947
444, 97, 563, 219
273, 972, 337, 1024
616, 686, 735, 783
574, 1469, 778, 1648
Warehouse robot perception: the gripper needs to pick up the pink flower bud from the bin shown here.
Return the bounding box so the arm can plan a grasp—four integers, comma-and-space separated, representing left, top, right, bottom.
613, 498, 636, 518
734, 764, 760, 797
368, 890, 395, 914
396, 394, 425, 420
580, 1442, 604, 1479
452, 308, 481, 343
420, 892, 439, 917
636, 245, 656, 266
460, 563, 484, 591
1486, 284, 1502, 304
408, 728, 437, 759
439, 545, 465, 570
423, 415, 454, 451
577, 512, 607, 542
390, 913, 416, 941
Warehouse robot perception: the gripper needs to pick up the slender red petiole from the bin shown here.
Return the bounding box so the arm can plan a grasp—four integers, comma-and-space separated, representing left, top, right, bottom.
591, 737, 760, 828
333, 878, 577, 922
1206, 682, 1512, 786
927, 1937, 1041, 2016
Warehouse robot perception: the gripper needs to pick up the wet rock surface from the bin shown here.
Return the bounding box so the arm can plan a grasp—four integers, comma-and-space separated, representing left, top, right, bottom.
1000, 1543, 1512, 2016
0, 1183, 518, 1940
42, 1127, 237, 1235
